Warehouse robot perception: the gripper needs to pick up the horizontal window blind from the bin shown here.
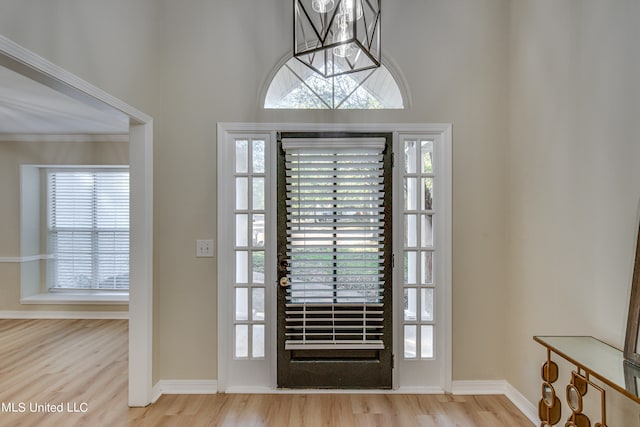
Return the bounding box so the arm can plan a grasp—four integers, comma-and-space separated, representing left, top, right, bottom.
282, 138, 386, 350
47, 169, 129, 290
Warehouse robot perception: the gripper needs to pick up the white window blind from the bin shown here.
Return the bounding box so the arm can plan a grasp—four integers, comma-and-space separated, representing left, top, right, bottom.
47, 169, 130, 290
282, 138, 386, 350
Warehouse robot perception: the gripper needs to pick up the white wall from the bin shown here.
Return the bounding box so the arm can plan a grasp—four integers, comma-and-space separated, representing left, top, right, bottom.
4, 2, 638, 421
153, 0, 511, 384
508, 0, 640, 423
1, 0, 510, 388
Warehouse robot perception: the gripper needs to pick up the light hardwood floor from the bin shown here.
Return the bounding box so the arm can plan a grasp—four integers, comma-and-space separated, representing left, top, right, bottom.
0, 319, 534, 426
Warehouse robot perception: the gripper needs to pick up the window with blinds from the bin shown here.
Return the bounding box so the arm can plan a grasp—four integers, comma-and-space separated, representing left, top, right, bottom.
282, 138, 387, 350
47, 168, 130, 291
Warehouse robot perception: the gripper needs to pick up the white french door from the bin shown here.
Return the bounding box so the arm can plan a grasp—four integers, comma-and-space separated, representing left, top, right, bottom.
217, 123, 451, 393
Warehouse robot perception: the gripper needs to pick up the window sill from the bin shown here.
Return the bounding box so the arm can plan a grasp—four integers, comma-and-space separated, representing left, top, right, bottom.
21, 292, 129, 305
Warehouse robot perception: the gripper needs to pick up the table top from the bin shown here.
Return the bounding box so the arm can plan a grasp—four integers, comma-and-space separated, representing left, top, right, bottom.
534, 335, 640, 404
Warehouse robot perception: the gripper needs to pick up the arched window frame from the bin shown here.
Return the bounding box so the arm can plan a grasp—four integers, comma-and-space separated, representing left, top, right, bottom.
261, 54, 410, 110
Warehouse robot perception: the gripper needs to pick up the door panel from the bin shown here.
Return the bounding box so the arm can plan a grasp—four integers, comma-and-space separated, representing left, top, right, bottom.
276, 132, 393, 389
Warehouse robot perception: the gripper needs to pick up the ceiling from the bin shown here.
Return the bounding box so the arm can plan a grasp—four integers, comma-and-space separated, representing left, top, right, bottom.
0, 65, 129, 136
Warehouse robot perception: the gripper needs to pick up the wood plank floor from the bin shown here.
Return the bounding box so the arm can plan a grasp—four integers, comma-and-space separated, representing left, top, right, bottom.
0, 319, 534, 426
130, 394, 535, 427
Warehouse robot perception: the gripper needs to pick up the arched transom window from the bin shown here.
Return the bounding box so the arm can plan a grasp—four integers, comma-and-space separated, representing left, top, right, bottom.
264, 57, 404, 110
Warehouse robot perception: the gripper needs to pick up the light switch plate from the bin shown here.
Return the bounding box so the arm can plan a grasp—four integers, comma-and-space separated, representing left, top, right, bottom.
196, 239, 214, 257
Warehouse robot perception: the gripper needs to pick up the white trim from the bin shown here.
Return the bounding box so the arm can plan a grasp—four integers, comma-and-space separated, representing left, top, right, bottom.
151, 380, 218, 403
389, 386, 446, 394
451, 380, 539, 426
216, 125, 232, 392
379, 54, 413, 109
128, 122, 154, 406
20, 292, 128, 305
0, 310, 128, 319
224, 386, 279, 394
0, 134, 129, 143
268, 131, 279, 390
392, 131, 401, 391
218, 123, 452, 134
0, 35, 150, 125
153, 379, 536, 425
0, 255, 53, 263
504, 382, 539, 426
451, 380, 510, 395
226, 387, 446, 394
442, 124, 453, 393
1, 35, 154, 407
217, 123, 452, 393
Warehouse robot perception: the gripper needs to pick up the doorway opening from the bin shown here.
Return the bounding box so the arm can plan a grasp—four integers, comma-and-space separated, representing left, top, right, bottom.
0, 35, 153, 406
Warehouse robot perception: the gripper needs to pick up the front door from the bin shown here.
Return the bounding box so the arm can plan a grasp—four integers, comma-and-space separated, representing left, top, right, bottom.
276, 132, 393, 388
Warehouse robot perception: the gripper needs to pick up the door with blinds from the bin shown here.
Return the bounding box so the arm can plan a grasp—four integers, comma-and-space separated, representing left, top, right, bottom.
276, 133, 393, 388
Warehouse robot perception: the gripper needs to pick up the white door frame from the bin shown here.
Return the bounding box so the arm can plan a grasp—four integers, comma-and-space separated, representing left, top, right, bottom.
217, 122, 451, 393
0, 35, 154, 406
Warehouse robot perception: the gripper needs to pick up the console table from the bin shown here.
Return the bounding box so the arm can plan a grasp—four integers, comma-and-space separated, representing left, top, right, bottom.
534, 336, 640, 427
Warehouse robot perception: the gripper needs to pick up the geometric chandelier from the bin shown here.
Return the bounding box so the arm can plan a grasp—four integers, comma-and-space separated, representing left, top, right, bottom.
293, 0, 381, 78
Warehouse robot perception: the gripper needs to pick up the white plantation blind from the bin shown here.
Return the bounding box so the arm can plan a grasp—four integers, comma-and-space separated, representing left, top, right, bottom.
47, 169, 130, 290
282, 138, 386, 350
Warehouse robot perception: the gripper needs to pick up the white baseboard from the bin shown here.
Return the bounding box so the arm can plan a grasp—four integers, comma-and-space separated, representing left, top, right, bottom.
504, 382, 539, 426
224, 386, 274, 394
452, 380, 538, 425
224, 386, 445, 394
392, 386, 445, 394
0, 310, 128, 319
150, 378, 538, 425
152, 380, 218, 403
451, 380, 509, 395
